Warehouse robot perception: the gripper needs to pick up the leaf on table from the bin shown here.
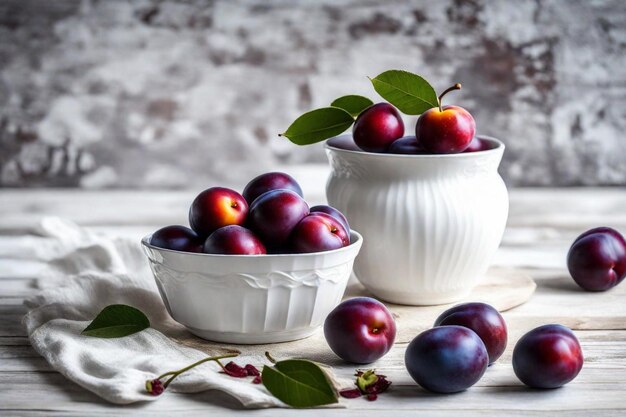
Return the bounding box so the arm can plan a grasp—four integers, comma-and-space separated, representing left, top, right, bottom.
330, 95, 374, 117
82, 304, 150, 338
369, 69, 438, 115
279, 107, 355, 145
262, 359, 338, 408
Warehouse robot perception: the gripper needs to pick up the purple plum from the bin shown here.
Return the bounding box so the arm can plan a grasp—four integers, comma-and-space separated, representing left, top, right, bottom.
513, 324, 583, 389
405, 326, 488, 393
567, 227, 626, 291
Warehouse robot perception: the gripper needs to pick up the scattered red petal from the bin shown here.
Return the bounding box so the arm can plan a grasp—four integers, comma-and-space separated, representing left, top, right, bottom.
252, 375, 262, 384
366, 393, 378, 401
244, 364, 261, 376
221, 361, 248, 378
145, 378, 165, 396
339, 388, 362, 399
365, 374, 391, 394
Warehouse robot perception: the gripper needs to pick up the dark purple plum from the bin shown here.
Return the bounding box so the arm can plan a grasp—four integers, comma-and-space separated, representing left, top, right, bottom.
434, 302, 507, 364
405, 326, 488, 393
247, 189, 309, 249
513, 324, 583, 389
242, 172, 303, 205
326, 135, 362, 151
203, 225, 266, 255
353, 103, 404, 153
567, 227, 626, 291
324, 297, 396, 364
310, 205, 350, 237
150, 225, 203, 253
387, 136, 425, 154
290, 212, 349, 253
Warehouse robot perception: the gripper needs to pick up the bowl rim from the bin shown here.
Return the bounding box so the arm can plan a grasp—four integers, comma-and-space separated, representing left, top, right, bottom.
324, 134, 504, 159
141, 229, 363, 259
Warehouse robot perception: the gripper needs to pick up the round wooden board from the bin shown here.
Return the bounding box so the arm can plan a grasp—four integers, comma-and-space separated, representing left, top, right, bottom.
174, 267, 535, 358
344, 266, 537, 343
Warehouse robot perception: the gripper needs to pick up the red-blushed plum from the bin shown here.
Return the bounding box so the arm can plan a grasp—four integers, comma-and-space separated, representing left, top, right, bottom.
189, 187, 248, 238
353, 103, 404, 153
463, 137, 491, 152
387, 136, 426, 154
415, 84, 475, 154
324, 297, 396, 364
242, 172, 303, 205
567, 227, 626, 291
416, 104, 475, 154
405, 326, 488, 393
203, 225, 266, 255
309, 205, 351, 238
513, 324, 583, 389
150, 225, 203, 253
290, 212, 349, 253
247, 189, 309, 249
326, 135, 362, 151
434, 302, 507, 364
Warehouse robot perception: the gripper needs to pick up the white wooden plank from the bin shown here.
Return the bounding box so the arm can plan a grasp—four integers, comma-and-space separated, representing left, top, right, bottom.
0, 278, 37, 298
506, 188, 626, 229
0, 304, 27, 337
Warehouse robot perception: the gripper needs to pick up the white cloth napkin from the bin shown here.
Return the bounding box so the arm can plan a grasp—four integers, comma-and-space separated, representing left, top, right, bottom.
19, 218, 291, 406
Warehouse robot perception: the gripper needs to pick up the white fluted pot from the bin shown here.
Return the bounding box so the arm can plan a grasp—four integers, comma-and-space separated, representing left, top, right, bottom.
325, 135, 508, 305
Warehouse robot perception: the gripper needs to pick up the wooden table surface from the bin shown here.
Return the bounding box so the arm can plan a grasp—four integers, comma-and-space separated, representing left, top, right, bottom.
1, 184, 625, 416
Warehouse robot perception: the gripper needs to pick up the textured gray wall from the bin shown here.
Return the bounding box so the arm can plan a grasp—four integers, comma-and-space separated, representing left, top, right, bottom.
0, 0, 625, 188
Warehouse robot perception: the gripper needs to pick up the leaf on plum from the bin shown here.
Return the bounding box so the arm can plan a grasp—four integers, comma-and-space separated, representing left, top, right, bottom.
279, 107, 355, 146
369, 70, 438, 115
330, 95, 374, 117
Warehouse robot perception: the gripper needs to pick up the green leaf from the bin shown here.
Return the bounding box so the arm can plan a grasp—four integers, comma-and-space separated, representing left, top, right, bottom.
330, 95, 374, 117
82, 304, 150, 338
280, 107, 354, 146
262, 360, 338, 408
369, 70, 438, 115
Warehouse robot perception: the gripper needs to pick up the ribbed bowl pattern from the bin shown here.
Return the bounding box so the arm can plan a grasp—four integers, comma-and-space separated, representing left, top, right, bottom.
325, 136, 508, 305
141, 231, 363, 344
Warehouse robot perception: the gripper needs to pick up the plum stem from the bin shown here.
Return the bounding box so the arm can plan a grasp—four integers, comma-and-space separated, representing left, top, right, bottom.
265, 351, 277, 364
156, 353, 239, 389
438, 83, 462, 112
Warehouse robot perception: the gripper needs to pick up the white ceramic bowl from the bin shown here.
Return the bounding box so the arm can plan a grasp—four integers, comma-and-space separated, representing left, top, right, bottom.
325, 135, 508, 305
141, 231, 363, 344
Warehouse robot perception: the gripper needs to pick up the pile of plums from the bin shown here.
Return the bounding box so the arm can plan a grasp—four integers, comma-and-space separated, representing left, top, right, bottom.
321, 226, 626, 394
324, 298, 584, 393
406, 303, 583, 393
150, 172, 351, 255
344, 87, 489, 155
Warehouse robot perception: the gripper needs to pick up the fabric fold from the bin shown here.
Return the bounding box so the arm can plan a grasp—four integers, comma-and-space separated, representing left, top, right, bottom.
22, 217, 286, 407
